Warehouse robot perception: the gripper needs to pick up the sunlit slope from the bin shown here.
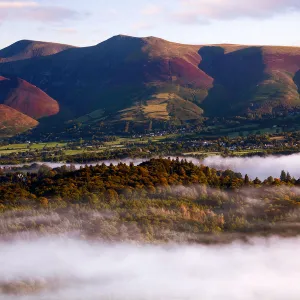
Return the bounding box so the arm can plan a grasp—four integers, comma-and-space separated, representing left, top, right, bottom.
0, 76, 59, 119
116, 93, 203, 123
0, 104, 38, 136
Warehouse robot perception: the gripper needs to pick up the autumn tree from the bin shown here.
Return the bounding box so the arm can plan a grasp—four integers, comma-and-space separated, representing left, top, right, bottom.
244, 174, 250, 185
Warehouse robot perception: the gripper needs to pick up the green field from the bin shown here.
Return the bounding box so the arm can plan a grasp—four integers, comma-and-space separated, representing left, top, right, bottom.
0, 142, 67, 154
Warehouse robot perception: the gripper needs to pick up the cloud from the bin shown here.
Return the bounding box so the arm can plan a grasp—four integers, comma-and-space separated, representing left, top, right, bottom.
22, 6, 79, 22
170, 0, 300, 24
141, 4, 162, 15
53, 27, 78, 34
131, 21, 155, 32
108, 8, 118, 15
0, 1, 81, 23
171, 12, 209, 25
292, 40, 300, 46
0, 1, 38, 8
2, 237, 300, 299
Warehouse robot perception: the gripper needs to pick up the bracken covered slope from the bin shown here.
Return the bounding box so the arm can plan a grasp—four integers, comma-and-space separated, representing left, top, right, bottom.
0, 104, 38, 136
0, 76, 59, 119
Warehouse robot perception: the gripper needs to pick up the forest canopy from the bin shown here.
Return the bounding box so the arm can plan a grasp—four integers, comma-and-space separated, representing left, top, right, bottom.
1, 158, 300, 242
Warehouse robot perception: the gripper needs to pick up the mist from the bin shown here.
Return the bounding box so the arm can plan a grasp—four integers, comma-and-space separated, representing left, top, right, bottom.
1, 237, 300, 300
202, 153, 300, 179
0, 158, 148, 171
2, 153, 300, 299
3, 154, 300, 180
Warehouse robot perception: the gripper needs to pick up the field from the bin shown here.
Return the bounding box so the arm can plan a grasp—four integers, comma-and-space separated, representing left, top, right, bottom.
1, 118, 299, 164
116, 92, 203, 123
0, 134, 180, 158
143, 101, 170, 120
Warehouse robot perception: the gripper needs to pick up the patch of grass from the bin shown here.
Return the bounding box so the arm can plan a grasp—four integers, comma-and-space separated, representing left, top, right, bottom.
183, 151, 221, 155
143, 102, 170, 120
0, 143, 28, 150
76, 109, 105, 123
0, 142, 67, 154
270, 136, 285, 141
116, 92, 203, 123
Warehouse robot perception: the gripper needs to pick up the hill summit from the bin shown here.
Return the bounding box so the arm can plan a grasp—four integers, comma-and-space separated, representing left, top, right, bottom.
0, 40, 75, 63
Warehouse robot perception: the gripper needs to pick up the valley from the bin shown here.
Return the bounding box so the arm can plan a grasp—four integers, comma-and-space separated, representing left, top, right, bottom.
2, 2, 300, 299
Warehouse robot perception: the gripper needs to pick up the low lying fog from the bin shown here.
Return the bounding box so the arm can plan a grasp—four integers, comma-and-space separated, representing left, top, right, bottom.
0, 158, 148, 170
3, 153, 300, 180
202, 153, 300, 179
1, 237, 300, 299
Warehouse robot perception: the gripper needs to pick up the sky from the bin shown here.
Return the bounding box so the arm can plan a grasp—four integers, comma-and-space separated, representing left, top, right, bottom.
0, 0, 300, 49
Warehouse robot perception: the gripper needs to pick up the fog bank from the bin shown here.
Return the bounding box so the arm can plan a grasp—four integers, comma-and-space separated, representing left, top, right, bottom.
1, 237, 300, 299
3, 153, 300, 180
203, 153, 300, 179
0, 158, 148, 170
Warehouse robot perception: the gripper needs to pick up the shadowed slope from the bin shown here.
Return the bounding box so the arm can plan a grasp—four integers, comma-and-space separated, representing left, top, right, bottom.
199, 46, 266, 116
198, 45, 300, 116
294, 70, 300, 94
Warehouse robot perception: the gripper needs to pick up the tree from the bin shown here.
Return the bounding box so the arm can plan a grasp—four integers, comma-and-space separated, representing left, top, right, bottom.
266, 176, 274, 184
286, 172, 292, 182
280, 170, 287, 182
178, 167, 186, 177
244, 174, 250, 185
253, 177, 261, 185
38, 164, 52, 177
89, 194, 99, 206
106, 189, 119, 202
38, 197, 49, 208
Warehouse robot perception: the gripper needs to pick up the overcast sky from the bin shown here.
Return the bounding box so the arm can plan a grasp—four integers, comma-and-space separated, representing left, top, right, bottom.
0, 0, 300, 49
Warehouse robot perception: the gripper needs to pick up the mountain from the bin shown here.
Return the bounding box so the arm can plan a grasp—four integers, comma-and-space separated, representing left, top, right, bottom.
0, 35, 300, 135
0, 104, 38, 136
0, 36, 213, 127
0, 76, 59, 119
0, 40, 75, 63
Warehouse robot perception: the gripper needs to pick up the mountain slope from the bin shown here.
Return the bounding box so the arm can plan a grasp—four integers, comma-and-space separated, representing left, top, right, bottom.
0, 76, 59, 119
115, 92, 204, 123
0, 104, 38, 136
199, 45, 300, 116
0, 35, 299, 132
0, 40, 75, 63
0, 35, 213, 120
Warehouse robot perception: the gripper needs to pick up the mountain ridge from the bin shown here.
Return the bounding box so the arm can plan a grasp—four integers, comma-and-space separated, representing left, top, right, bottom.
0, 35, 299, 136
0, 40, 75, 63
